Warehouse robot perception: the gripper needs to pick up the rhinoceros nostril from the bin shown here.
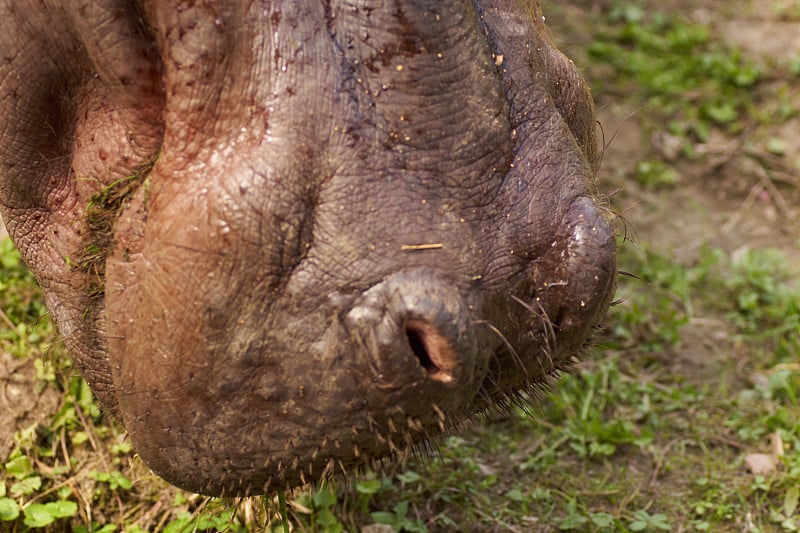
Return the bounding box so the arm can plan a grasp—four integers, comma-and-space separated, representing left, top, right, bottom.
404, 320, 457, 384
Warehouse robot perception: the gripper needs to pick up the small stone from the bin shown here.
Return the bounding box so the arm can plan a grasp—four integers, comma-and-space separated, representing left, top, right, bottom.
361, 525, 394, 533
744, 453, 778, 475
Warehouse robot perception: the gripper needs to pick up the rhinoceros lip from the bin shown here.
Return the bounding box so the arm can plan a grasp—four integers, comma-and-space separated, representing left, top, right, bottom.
73, 154, 156, 303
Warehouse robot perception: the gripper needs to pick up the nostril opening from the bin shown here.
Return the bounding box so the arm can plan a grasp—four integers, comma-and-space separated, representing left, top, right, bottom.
406, 325, 437, 373
404, 320, 457, 384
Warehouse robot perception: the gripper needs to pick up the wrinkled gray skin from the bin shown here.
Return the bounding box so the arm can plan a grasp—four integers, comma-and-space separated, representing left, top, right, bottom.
0, 0, 616, 496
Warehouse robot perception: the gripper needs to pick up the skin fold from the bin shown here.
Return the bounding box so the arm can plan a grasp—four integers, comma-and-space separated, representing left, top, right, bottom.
0, 0, 617, 495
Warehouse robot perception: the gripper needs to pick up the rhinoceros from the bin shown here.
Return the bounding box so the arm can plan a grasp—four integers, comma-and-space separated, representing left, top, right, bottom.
0, 0, 616, 495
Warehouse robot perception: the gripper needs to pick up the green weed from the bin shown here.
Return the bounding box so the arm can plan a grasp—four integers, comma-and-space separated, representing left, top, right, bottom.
2, 235, 799, 531
0, 239, 55, 358
588, 1, 764, 145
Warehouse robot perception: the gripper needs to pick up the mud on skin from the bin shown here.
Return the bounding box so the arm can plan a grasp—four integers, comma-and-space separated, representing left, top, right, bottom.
0, 0, 616, 496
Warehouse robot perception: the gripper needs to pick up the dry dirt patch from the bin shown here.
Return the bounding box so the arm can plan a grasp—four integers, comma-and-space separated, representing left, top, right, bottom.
0, 351, 59, 459
551, 0, 800, 267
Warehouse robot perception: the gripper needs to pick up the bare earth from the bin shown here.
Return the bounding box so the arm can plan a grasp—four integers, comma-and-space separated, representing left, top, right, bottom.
563, 0, 800, 261
0, 352, 59, 459
546, 0, 800, 403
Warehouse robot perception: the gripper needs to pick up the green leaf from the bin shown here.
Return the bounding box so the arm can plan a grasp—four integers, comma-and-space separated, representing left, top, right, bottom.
650, 513, 672, 530
89, 470, 132, 491
49, 500, 78, 518
313, 485, 337, 509
278, 491, 289, 533
702, 100, 738, 124
23, 503, 57, 528
506, 489, 525, 502
767, 138, 787, 156
89, 470, 109, 482
589, 442, 616, 457
786, 486, 800, 517
11, 476, 42, 496
74, 525, 118, 533
355, 479, 383, 495
51, 405, 77, 431
22, 500, 78, 526
195, 512, 226, 530
161, 513, 193, 533
782, 517, 799, 532
396, 470, 422, 484
393, 500, 409, 521
72, 431, 89, 446
559, 512, 588, 530
110, 471, 132, 491
371, 511, 398, 525
316, 508, 342, 531
34, 358, 56, 382
4, 455, 32, 479
0, 498, 20, 522
591, 512, 615, 528
110, 441, 133, 455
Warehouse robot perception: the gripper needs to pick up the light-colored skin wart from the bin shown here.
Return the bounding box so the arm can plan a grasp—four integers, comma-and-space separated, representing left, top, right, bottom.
0, 0, 616, 495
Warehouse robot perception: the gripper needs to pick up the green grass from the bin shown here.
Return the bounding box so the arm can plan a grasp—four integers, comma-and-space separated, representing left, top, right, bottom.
0, 239, 54, 359
2, 236, 799, 531
587, 1, 764, 144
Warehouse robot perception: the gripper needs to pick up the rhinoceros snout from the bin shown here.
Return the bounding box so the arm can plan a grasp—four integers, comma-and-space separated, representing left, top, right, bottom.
557, 198, 618, 335
344, 269, 486, 397
0, 0, 618, 496
530, 197, 617, 345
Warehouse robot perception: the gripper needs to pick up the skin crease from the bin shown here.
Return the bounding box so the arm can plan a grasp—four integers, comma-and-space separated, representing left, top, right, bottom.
0, 0, 617, 496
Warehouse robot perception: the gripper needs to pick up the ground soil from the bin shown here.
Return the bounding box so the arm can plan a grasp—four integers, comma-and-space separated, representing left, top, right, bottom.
550, 0, 800, 264
0, 352, 59, 459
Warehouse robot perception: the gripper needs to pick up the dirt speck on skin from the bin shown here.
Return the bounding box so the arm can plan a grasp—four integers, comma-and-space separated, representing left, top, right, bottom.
0, 351, 60, 459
